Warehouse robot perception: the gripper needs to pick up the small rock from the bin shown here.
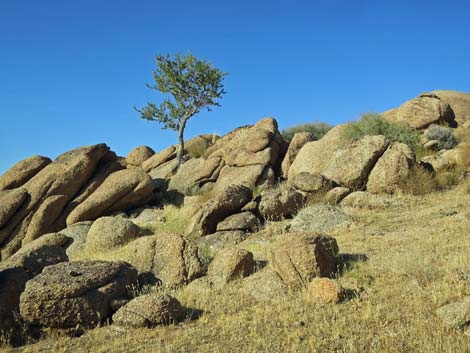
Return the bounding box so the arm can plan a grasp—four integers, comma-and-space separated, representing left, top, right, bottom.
305, 278, 346, 304
436, 297, 470, 330
112, 294, 183, 327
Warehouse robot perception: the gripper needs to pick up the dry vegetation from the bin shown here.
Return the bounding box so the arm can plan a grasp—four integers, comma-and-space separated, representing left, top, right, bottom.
5, 180, 470, 353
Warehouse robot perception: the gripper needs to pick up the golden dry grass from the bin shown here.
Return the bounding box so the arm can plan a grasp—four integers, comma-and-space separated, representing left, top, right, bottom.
4, 184, 470, 353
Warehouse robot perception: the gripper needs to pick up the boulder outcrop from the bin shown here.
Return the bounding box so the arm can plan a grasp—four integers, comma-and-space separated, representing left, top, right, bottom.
19, 260, 138, 329
66, 168, 155, 225
382, 92, 456, 129
269, 233, 339, 289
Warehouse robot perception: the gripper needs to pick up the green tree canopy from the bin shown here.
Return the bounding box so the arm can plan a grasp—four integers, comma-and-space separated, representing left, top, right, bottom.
137, 53, 227, 167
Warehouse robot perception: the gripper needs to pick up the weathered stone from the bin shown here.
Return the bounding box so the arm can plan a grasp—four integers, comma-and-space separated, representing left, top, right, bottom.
212, 165, 274, 194
168, 156, 224, 194
430, 90, 470, 125
290, 204, 353, 233
341, 191, 399, 208
305, 278, 347, 304
58, 156, 126, 224
216, 212, 260, 232
258, 186, 304, 221
288, 125, 347, 181
436, 296, 470, 330
289, 172, 335, 193
19, 260, 138, 328
240, 267, 287, 301
142, 146, 176, 172
0, 155, 51, 191
66, 168, 155, 225
0, 188, 28, 229
270, 233, 339, 289
85, 216, 141, 251
190, 185, 252, 236
196, 231, 248, 260
112, 293, 183, 327
421, 148, 463, 173
367, 142, 415, 194
204, 117, 284, 193
126, 146, 155, 167
111, 234, 203, 287
281, 132, 313, 177
0, 144, 111, 260
184, 134, 219, 158
58, 221, 94, 259
207, 247, 255, 285
22, 194, 69, 246
382, 92, 455, 129
322, 135, 389, 189
1, 233, 69, 277
324, 187, 351, 205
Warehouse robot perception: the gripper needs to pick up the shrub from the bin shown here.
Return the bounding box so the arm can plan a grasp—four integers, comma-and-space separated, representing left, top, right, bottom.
424, 125, 458, 150
281, 122, 333, 141
341, 113, 420, 152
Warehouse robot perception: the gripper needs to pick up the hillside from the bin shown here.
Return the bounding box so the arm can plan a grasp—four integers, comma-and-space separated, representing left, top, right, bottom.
1, 90, 470, 352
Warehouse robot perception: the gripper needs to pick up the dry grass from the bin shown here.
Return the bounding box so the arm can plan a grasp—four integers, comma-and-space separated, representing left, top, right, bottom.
5, 184, 470, 353
132, 205, 191, 236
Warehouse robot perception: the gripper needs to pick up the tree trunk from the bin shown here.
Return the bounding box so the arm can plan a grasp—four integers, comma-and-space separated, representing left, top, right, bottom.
176, 119, 187, 168
176, 128, 184, 168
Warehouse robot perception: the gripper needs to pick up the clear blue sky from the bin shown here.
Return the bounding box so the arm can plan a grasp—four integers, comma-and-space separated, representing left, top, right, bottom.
1, 0, 469, 174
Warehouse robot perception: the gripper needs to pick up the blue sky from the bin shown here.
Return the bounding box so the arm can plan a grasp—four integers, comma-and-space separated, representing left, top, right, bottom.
1, 0, 469, 174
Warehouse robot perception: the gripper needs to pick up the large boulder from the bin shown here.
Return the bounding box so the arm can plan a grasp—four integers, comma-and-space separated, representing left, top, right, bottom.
58, 221, 94, 258
324, 187, 351, 205
1, 232, 69, 277
429, 90, 470, 125
22, 194, 69, 246
168, 156, 224, 194
126, 146, 155, 167
322, 135, 389, 189
290, 204, 353, 233
281, 132, 313, 177
305, 278, 348, 304
382, 92, 456, 129
0, 188, 28, 229
85, 216, 141, 251
341, 191, 399, 209
269, 233, 339, 289
19, 260, 138, 329
142, 146, 177, 173
109, 234, 204, 288
196, 230, 248, 260
184, 134, 219, 158
288, 125, 346, 181
367, 142, 415, 194
289, 172, 335, 193
0, 144, 111, 259
216, 212, 260, 232
207, 247, 255, 286
66, 168, 155, 225
206, 118, 285, 193
258, 186, 304, 221
0, 155, 51, 191
113, 293, 183, 327
57, 154, 126, 224
436, 296, 470, 330
190, 185, 253, 236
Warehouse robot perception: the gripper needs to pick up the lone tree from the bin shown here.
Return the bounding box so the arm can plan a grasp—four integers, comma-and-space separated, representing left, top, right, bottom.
137, 53, 227, 168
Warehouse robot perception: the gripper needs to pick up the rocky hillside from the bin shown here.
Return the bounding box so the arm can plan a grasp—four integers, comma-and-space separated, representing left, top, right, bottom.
1, 90, 470, 351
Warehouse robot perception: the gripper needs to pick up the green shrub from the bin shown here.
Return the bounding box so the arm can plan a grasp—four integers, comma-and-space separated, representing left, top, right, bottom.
424, 124, 458, 150
341, 113, 420, 152
281, 122, 333, 141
